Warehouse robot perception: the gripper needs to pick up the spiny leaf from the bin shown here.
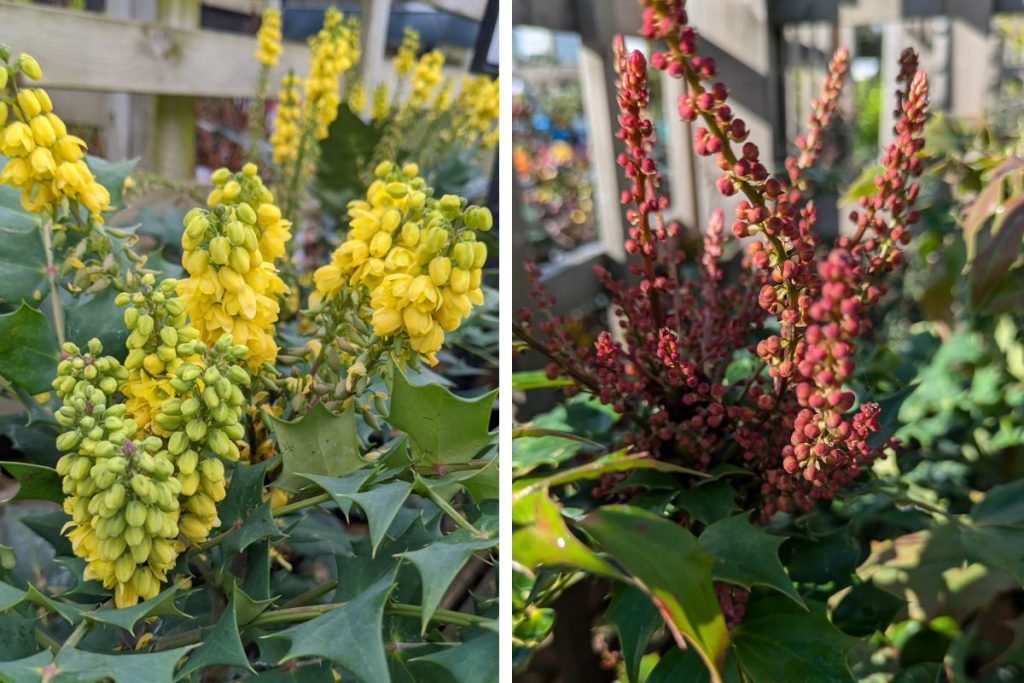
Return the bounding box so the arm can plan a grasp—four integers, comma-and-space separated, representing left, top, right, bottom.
731, 598, 855, 682
49, 645, 193, 683
300, 469, 375, 517
387, 371, 496, 465
0, 615, 42, 662
85, 586, 186, 632
606, 583, 662, 683
338, 481, 413, 555
409, 631, 499, 683
0, 650, 53, 683
0, 582, 24, 611
272, 568, 396, 683
0, 462, 62, 504
85, 155, 138, 211
397, 529, 497, 632
222, 501, 282, 556
579, 506, 729, 677
0, 304, 59, 394
177, 595, 252, 678
63, 288, 130, 363
676, 481, 740, 526
266, 403, 364, 492
699, 515, 805, 609
0, 220, 45, 306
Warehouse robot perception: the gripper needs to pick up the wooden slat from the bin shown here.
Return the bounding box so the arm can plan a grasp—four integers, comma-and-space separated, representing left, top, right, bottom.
0, 1, 307, 98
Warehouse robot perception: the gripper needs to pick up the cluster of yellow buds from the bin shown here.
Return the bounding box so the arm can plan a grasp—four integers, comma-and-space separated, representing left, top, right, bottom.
455, 75, 500, 149
154, 335, 250, 544
303, 7, 360, 140
408, 50, 446, 110
394, 27, 420, 78
255, 8, 283, 67
313, 161, 491, 364
347, 79, 367, 115
0, 50, 110, 218
432, 78, 454, 114
177, 164, 288, 370
53, 340, 181, 608
270, 73, 302, 167
370, 82, 390, 122
116, 275, 202, 435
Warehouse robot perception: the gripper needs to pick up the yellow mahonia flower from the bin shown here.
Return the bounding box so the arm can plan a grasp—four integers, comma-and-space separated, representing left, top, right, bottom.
455, 75, 499, 148
303, 8, 361, 140
270, 72, 302, 167
394, 27, 420, 78
255, 8, 283, 67
313, 161, 491, 365
347, 79, 367, 115
178, 164, 289, 370
432, 78, 454, 113
408, 50, 445, 109
370, 82, 390, 122
0, 53, 110, 219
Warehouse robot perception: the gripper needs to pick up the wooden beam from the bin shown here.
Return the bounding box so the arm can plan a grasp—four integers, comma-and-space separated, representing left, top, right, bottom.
949, 0, 996, 118
425, 0, 487, 21
360, 0, 393, 93
0, 1, 307, 98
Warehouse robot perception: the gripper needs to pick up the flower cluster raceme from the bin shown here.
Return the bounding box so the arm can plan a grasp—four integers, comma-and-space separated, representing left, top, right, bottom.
118, 276, 202, 435
255, 8, 283, 67
0, 51, 110, 218
53, 340, 182, 608
348, 80, 367, 115
454, 75, 499, 149
270, 73, 302, 167
370, 82, 390, 121
408, 50, 445, 110
303, 7, 360, 140
394, 27, 419, 78
517, 0, 929, 534
313, 161, 491, 364
177, 164, 288, 371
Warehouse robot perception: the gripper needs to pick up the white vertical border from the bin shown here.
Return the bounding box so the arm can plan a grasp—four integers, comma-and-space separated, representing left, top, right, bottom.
497, 1, 513, 681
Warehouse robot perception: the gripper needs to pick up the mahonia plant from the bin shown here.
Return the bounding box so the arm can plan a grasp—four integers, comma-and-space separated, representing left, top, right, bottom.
516, 0, 929, 520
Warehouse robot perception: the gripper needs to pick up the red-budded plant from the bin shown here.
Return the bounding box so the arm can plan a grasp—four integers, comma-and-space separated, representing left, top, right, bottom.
506, 1, 1003, 681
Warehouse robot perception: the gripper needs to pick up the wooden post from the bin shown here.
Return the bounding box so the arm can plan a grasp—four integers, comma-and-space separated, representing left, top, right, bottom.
948, 0, 995, 118
360, 0, 393, 94
149, 0, 200, 179
105, 0, 155, 162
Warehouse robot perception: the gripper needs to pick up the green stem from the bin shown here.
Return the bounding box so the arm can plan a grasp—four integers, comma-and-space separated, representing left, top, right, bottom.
40, 216, 65, 346
271, 492, 331, 517
34, 626, 61, 653
279, 578, 338, 609
414, 473, 484, 536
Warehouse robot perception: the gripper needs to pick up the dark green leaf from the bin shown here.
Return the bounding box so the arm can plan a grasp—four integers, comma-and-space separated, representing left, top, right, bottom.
732, 598, 855, 683
49, 645, 191, 683
833, 581, 905, 637
299, 469, 375, 517
606, 583, 661, 683
266, 403, 364, 492
971, 479, 1024, 527
388, 371, 495, 465
273, 568, 396, 683
0, 461, 62, 504
784, 527, 861, 585
19, 511, 72, 556
218, 459, 272, 528
409, 631, 498, 683
222, 501, 281, 556
85, 586, 186, 632
699, 515, 804, 608
677, 481, 740, 526
397, 529, 496, 632
86, 156, 138, 211
0, 221, 45, 305
177, 595, 252, 678
579, 506, 729, 675
0, 304, 59, 394
646, 647, 742, 683
0, 615, 42, 661
63, 288, 129, 363
339, 481, 413, 555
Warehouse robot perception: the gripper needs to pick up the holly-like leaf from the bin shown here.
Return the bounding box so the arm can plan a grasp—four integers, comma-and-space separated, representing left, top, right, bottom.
387, 371, 496, 465
731, 598, 855, 682
49, 645, 192, 683
606, 583, 662, 683
177, 595, 252, 678
676, 481, 740, 526
266, 403, 364, 492
300, 469, 375, 517
971, 479, 1024, 527
0, 616, 40, 662
646, 647, 742, 683
218, 459, 273, 528
397, 528, 497, 632
0, 221, 45, 306
0, 462, 62, 504
0, 650, 53, 683
85, 586, 186, 632
511, 489, 622, 579
338, 481, 413, 555
0, 582, 26, 611
409, 631, 499, 683
699, 515, 805, 608
272, 569, 396, 683
63, 288, 129, 363
0, 304, 59, 394
579, 506, 729, 675
222, 501, 281, 556
833, 581, 906, 637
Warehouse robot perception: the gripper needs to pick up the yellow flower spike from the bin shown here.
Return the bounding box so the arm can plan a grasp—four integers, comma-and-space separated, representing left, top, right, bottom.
255, 8, 283, 67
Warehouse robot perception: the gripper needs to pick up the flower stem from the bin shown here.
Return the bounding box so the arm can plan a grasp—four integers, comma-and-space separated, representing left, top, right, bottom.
40, 216, 65, 346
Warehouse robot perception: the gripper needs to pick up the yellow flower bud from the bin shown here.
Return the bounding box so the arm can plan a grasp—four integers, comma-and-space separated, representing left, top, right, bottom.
16, 54, 42, 80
